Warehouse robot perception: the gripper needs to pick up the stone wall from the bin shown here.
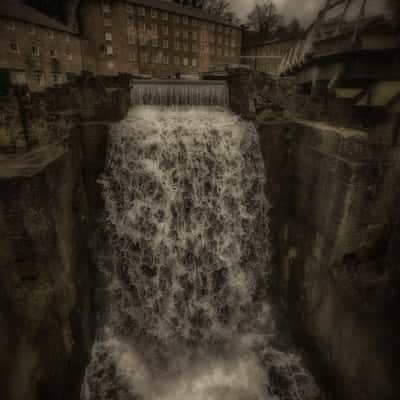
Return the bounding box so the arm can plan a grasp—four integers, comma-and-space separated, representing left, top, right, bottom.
229, 69, 400, 400
0, 75, 131, 400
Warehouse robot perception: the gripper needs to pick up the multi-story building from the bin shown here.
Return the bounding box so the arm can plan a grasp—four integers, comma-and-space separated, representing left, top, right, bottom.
0, 1, 82, 91
80, 0, 242, 77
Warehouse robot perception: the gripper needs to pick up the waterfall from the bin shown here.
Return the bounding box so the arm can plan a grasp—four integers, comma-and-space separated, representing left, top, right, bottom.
131, 81, 229, 106
82, 106, 321, 400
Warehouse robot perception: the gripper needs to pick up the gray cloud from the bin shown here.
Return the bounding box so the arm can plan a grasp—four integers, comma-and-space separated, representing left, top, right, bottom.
230, 0, 388, 26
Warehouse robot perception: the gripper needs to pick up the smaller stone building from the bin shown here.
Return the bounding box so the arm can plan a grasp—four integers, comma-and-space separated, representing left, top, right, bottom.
0, 1, 82, 91
242, 37, 297, 76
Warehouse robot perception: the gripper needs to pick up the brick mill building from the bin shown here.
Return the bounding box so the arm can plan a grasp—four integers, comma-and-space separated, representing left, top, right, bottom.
79, 0, 242, 77
0, 0, 242, 90
0, 1, 82, 91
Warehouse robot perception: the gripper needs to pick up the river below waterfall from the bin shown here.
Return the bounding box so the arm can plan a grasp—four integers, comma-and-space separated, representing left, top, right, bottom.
81, 106, 322, 400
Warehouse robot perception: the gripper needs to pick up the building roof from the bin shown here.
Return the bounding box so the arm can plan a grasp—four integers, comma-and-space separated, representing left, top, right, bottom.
127, 0, 240, 28
0, 0, 76, 34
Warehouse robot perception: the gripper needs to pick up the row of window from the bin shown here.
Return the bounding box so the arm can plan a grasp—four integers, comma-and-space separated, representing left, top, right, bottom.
8, 42, 74, 60
104, 44, 237, 58
101, 2, 237, 35
11, 70, 65, 86
127, 52, 198, 67
102, 2, 200, 26
2, 18, 72, 41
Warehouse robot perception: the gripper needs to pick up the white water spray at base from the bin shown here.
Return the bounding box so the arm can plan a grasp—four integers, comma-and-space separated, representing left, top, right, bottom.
82, 107, 322, 400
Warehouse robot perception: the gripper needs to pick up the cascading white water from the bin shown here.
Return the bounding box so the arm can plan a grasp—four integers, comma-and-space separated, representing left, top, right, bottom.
131, 81, 229, 106
82, 106, 321, 400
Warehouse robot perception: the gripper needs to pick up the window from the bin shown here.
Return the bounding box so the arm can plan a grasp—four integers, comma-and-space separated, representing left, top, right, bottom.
192, 58, 197, 67
128, 34, 135, 44
139, 35, 146, 46
152, 38, 158, 48
49, 48, 57, 58
210, 34, 215, 43
192, 19, 198, 26
230, 49, 235, 57
32, 46, 40, 56
140, 52, 148, 63
183, 42, 188, 51
217, 48, 222, 56
163, 55, 169, 65
6, 19, 15, 30
127, 17, 135, 28
102, 2, 111, 13
225, 27, 229, 34
139, 21, 145, 31
126, 4, 134, 14
48, 29, 54, 39
174, 29, 179, 38
174, 41, 179, 50
13, 71, 26, 85
53, 73, 63, 84
105, 32, 112, 41
217, 36, 222, 44
105, 45, 113, 55
218, 25, 222, 33
151, 9, 157, 18
151, 23, 157, 33
65, 33, 71, 42
163, 25, 168, 35
174, 56, 180, 66
224, 37, 229, 46
183, 30, 188, 39
129, 50, 137, 62
183, 16, 188, 25
162, 12, 168, 21
138, 7, 145, 16
183, 57, 188, 66
224, 48, 229, 56
152, 53, 159, 64
9, 42, 19, 53
192, 44, 197, 53
104, 18, 111, 27
107, 61, 114, 70
28, 24, 36, 35
66, 50, 73, 61
34, 71, 45, 87
174, 15, 180, 24
162, 39, 169, 49
192, 32, 197, 41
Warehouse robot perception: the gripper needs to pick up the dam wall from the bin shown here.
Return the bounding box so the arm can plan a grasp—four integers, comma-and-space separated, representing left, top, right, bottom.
0, 75, 131, 400
1, 70, 399, 400
226, 69, 400, 400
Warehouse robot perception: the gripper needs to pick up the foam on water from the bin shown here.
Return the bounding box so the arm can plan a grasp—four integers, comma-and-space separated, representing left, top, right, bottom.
82, 106, 321, 400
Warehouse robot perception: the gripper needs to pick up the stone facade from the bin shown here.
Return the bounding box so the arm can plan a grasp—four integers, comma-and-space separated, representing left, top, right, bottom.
80, 0, 242, 77
226, 69, 400, 400
0, 4, 82, 91
0, 76, 131, 400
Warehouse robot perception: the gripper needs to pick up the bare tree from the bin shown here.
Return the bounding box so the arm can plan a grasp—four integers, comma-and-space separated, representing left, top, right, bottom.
247, 1, 284, 40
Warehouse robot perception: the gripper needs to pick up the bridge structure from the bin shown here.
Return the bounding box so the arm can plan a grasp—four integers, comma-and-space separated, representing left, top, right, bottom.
278, 0, 400, 109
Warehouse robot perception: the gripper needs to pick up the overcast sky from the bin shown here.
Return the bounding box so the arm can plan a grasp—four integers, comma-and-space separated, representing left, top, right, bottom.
229, 0, 388, 26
